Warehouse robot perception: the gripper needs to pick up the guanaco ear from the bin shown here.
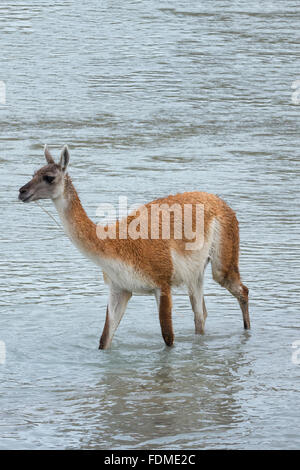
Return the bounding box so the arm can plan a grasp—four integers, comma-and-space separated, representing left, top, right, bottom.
44, 144, 55, 164
59, 145, 70, 172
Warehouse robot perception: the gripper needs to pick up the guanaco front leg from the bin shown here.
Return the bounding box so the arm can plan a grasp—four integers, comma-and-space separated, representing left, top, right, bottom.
99, 287, 132, 349
155, 287, 174, 347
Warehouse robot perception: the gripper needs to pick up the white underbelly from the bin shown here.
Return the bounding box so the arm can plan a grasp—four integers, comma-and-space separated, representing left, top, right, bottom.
64, 227, 156, 293
96, 256, 156, 293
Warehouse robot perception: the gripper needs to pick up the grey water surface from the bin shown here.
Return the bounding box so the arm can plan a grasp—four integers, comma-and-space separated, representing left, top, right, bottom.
0, 0, 300, 449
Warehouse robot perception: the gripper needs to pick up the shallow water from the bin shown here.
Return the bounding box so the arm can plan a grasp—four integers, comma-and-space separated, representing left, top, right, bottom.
0, 0, 300, 449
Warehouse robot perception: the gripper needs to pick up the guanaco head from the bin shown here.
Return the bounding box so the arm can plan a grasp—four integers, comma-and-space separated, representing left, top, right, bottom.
19, 145, 70, 203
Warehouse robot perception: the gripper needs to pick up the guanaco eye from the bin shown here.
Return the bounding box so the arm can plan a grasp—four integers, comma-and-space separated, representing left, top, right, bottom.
43, 175, 55, 184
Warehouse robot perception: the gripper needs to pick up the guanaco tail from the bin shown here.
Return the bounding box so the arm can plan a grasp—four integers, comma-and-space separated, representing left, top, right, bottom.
19, 145, 250, 349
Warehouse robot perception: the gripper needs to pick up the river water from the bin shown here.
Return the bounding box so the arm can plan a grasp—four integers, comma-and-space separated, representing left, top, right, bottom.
0, 0, 300, 449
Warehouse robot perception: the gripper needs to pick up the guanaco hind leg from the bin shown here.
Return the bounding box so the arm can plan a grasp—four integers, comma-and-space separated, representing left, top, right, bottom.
189, 278, 206, 335
210, 216, 250, 330
99, 287, 132, 349
212, 263, 250, 330
227, 278, 250, 329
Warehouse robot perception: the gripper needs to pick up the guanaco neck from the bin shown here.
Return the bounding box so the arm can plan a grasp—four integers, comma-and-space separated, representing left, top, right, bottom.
52, 174, 106, 260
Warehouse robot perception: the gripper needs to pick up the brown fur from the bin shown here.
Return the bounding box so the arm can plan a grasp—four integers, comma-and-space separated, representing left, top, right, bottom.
65, 181, 241, 288
66, 180, 250, 334
158, 287, 174, 346
19, 147, 250, 349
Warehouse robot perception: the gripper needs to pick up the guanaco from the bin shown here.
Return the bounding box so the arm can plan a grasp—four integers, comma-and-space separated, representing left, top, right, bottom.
19, 145, 250, 349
